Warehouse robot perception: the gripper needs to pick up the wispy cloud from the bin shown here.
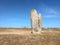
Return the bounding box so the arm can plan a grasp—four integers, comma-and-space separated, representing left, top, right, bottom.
39, 4, 60, 18
43, 8, 60, 18
43, 15, 57, 18
44, 8, 58, 18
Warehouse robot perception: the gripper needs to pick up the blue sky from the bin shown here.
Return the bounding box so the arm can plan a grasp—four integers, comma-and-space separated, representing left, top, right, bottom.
0, 0, 60, 28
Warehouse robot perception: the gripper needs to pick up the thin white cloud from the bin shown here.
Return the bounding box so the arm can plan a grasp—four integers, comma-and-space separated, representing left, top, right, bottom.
43, 15, 57, 18
39, 3, 60, 18
42, 6, 60, 18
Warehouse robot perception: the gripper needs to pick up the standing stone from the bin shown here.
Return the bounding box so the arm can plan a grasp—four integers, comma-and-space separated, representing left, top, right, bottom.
30, 9, 42, 33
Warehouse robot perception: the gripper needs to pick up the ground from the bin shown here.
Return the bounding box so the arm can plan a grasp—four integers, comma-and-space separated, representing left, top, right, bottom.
0, 28, 60, 45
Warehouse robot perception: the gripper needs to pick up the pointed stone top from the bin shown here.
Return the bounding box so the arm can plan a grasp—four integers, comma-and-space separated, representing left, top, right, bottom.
31, 9, 37, 14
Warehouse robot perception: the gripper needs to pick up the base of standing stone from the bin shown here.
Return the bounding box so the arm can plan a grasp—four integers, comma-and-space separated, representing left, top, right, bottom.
31, 31, 41, 34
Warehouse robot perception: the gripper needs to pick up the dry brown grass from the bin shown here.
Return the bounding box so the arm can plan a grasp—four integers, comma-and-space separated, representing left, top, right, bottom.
0, 28, 60, 45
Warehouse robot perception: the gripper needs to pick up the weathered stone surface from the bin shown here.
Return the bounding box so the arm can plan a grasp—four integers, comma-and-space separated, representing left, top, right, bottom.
30, 9, 42, 33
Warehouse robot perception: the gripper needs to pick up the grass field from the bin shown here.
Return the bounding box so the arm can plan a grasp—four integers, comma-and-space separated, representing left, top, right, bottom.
0, 28, 60, 45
